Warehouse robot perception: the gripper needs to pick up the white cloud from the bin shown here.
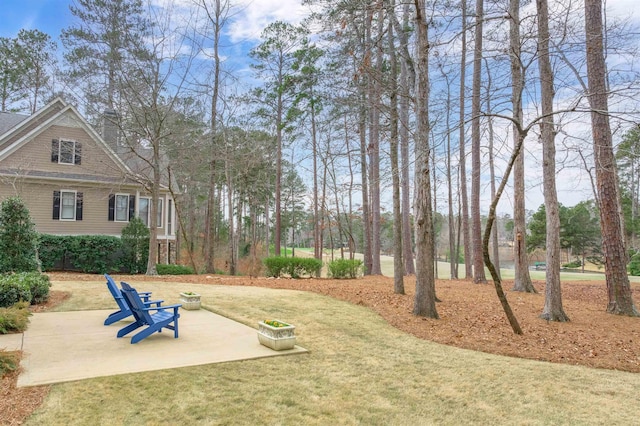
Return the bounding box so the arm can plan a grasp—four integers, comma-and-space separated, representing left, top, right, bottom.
227, 0, 309, 42
607, 0, 640, 23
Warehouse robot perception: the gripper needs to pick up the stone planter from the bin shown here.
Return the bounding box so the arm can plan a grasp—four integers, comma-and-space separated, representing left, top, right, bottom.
179, 292, 201, 310
257, 320, 296, 350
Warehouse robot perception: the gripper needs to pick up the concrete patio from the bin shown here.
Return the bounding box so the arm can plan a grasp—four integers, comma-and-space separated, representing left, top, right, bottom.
0, 308, 307, 387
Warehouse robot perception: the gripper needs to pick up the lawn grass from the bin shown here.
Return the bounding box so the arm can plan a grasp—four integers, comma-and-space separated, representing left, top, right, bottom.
25, 279, 640, 425
284, 248, 640, 282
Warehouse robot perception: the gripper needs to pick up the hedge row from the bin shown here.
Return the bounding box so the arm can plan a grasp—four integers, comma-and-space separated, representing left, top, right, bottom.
327, 259, 363, 279
263, 257, 323, 278
263, 257, 364, 279
38, 233, 150, 274
156, 264, 194, 275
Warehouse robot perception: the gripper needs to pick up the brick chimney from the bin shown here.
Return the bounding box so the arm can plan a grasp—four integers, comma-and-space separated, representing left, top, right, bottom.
101, 109, 120, 148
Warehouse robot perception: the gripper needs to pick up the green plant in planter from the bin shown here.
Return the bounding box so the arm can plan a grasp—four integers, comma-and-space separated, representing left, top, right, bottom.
264, 320, 290, 327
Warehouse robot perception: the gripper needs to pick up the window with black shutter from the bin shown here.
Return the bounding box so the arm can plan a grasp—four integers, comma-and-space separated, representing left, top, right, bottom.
76, 192, 83, 221
74, 142, 82, 165
52, 191, 60, 219
51, 140, 59, 163
109, 194, 134, 221
108, 194, 115, 221
53, 190, 79, 220
129, 195, 135, 221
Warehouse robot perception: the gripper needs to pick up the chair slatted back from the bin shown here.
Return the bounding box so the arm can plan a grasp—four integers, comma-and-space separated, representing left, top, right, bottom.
120, 282, 154, 325
105, 274, 129, 312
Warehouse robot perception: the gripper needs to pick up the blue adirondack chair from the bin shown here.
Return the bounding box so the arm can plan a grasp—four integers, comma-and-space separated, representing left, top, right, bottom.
104, 274, 163, 325
117, 281, 182, 344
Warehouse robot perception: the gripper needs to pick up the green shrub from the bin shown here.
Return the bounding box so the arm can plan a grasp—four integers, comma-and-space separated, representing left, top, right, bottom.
0, 350, 19, 377
39, 234, 123, 273
0, 272, 50, 307
563, 259, 582, 269
21, 272, 51, 304
68, 235, 122, 273
0, 301, 31, 334
157, 264, 194, 275
629, 253, 640, 276
121, 217, 150, 274
264, 257, 288, 277
0, 274, 32, 307
0, 196, 39, 273
38, 234, 73, 271
327, 259, 363, 279
263, 257, 322, 278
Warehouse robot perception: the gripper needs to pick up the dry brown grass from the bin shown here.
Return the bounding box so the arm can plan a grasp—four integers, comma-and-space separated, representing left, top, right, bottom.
4, 273, 640, 425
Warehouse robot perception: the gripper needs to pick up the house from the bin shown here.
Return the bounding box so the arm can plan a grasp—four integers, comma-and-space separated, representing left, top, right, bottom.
0, 98, 177, 264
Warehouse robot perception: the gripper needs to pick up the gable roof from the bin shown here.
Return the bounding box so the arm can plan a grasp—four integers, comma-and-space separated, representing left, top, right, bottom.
0, 98, 137, 180
0, 112, 29, 136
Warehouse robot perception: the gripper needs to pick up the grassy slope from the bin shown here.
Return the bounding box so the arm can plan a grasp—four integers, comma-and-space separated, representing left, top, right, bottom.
27, 280, 640, 425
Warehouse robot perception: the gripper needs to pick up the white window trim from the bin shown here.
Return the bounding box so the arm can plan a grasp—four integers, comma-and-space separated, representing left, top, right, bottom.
167, 199, 173, 236
114, 193, 130, 222
157, 198, 163, 229
58, 139, 77, 165
60, 190, 77, 221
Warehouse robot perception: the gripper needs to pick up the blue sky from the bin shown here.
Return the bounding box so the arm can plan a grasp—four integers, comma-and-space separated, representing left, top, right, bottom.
0, 0, 310, 86
0, 0, 309, 41
1, 0, 73, 39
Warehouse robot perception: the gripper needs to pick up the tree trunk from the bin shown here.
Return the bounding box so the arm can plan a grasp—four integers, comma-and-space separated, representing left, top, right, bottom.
470, 0, 487, 283
388, 0, 405, 294
146, 146, 161, 276
226, 160, 236, 275
485, 59, 500, 278
368, 2, 383, 275
204, 161, 216, 272
359, 86, 372, 275
264, 197, 270, 257
459, 0, 473, 281
400, 2, 415, 275
509, 0, 536, 293
413, 0, 438, 319
345, 114, 356, 262
442, 68, 457, 280
275, 88, 283, 257
537, 0, 569, 321
584, 0, 638, 316
312, 89, 321, 272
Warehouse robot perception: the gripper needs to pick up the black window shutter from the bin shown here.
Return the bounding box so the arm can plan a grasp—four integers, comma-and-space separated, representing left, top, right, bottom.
52, 191, 60, 220
129, 195, 135, 221
74, 142, 82, 165
51, 139, 59, 163
108, 194, 115, 221
76, 192, 83, 221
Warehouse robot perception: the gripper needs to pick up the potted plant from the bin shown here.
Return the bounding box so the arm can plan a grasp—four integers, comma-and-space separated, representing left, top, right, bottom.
179, 291, 201, 310
257, 320, 296, 350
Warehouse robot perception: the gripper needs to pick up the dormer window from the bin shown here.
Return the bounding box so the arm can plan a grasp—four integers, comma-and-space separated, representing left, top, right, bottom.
51, 139, 82, 165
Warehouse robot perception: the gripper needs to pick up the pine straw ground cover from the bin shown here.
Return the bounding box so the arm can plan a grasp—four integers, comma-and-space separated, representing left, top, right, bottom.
1, 272, 639, 424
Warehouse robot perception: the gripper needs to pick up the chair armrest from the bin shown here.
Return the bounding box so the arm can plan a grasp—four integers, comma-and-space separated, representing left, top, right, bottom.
142, 303, 182, 312
143, 299, 164, 307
